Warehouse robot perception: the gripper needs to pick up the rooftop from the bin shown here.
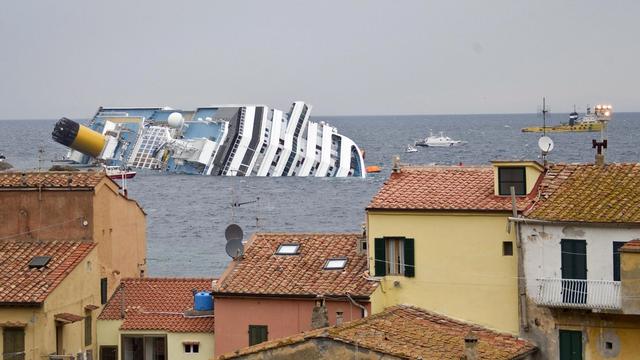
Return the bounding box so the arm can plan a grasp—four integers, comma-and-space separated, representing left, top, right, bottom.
214, 233, 377, 298
98, 278, 215, 333
367, 166, 535, 212
218, 305, 537, 360
526, 163, 640, 223
0, 240, 95, 304
0, 171, 106, 189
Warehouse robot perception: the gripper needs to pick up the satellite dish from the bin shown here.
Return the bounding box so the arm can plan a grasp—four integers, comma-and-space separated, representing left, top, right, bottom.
538, 136, 554, 154
225, 240, 244, 258
225, 224, 243, 242
167, 112, 184, 128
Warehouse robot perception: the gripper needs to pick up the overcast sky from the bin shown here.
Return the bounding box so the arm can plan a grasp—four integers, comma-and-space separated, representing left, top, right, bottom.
0, 0, 638, 119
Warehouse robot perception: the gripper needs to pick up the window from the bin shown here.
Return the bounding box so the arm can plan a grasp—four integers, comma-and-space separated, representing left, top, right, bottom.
374, 237, 415, 277
275, 243, 300, 255
249, 325, 268, 346
183, 343, 200, 353
100, 346, 117, 360
84, 313, 92, 346
613, 242, 626, 281
502, 241, 513, 256
122, 335, 166, 360
28, 256, 51, 269
561, 239, 587, 304
101, 278, 108, 305
559, 330, 582, 360
2, 327, 25, 360
498, 167, 526, 195
324, 258, 347, 270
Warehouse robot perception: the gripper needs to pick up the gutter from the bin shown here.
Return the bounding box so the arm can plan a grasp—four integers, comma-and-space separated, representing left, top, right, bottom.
211, 292, 370, 302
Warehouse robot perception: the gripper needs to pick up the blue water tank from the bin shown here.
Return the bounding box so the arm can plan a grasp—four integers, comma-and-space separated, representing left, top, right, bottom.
194, 291, 213, 311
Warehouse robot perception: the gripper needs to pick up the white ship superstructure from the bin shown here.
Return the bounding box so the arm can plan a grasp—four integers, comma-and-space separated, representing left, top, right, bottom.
52, 101, 366, 177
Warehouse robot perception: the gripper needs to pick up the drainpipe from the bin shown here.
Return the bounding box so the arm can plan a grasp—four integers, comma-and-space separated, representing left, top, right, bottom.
346, 293, 368, 317
511, 187, 529, 332
119, 282, 126, 319
464, 331, 478, 360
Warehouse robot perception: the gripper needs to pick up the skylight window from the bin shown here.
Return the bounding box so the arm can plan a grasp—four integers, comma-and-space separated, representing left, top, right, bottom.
28, 256, 51, 269
276, 244, 300, 255
324, 258, 347, 270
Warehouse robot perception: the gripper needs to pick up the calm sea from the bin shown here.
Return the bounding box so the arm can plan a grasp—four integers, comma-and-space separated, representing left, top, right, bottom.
1, 113, 639, 277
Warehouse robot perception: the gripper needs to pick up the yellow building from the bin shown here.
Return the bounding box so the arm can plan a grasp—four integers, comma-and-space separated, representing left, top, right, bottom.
0, 240, 100, 360
366, 161, 543, 334
97, 278, 215, 360
0, 171, 147, 301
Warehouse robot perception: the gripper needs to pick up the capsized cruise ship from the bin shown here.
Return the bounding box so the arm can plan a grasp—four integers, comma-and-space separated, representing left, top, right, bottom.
52, 102, 366, 177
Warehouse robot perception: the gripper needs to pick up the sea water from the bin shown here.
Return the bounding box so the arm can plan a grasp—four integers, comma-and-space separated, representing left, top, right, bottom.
1, 113, 638, 276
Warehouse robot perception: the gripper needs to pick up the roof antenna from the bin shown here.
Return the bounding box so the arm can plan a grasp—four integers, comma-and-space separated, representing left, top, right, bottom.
592, 104, 613, 166
38, 146, 45, 172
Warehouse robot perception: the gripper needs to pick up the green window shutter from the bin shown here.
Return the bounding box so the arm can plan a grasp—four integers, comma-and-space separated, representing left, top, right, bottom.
374, 238, 386, 276
404, 238, 415, 277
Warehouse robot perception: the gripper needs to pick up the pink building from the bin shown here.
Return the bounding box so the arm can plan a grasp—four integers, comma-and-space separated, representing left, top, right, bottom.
212, 233, 378, 357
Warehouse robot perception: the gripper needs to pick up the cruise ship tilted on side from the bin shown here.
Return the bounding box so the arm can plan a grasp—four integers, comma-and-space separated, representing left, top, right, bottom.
52, 101, 366, 177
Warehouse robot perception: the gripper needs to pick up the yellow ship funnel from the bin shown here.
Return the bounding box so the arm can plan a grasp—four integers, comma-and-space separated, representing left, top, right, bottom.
52, 118, 106, 157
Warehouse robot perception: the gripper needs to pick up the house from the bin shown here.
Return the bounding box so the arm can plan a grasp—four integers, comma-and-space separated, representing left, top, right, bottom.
97, 278, 215, 360
0, 240, 99, 360
212, 233, 378, 357
0, 171, 147, 301
366, 161, 544, 334
217, 304, 537, 360
515, 163, 640, 359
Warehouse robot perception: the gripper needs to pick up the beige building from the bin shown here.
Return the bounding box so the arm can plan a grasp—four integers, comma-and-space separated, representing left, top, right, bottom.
516, 163, 640, 359
0, 171, 147, 299
0, 240, 100, 359
97, 278, 215, 360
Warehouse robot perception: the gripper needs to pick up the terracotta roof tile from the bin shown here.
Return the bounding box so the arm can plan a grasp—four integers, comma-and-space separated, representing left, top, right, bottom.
0, 171, 105, 189
368, 166, 535, 212
526, 163, 640, 223
214, 233, 377, 298
0, 241, 95, 304
219, 305, 537, 360
98, 278, 215, 333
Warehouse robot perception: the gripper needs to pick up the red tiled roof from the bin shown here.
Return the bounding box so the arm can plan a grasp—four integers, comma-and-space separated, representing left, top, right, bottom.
0, 241, 95, 304
368, 166, 535, 212
0, 171, 105, 189
218, 305, 537, 360
55, 312, 84, 323
621, 239, 640, 253
98, 278, 215, 333
526, 163, 640, 223
214, 233, 377, 298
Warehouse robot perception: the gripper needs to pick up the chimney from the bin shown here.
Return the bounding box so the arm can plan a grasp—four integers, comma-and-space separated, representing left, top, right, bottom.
593, 139, 607, 167
464, 331, 478, 360
392, 155, 401, 173
311, 299, 329, 329
336, 311, 344, 325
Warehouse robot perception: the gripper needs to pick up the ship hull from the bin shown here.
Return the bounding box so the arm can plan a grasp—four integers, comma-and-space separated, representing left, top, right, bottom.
521, 123, 602, 133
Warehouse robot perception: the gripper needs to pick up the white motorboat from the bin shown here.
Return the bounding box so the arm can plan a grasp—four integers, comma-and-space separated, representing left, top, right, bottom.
405, 144, 418, 153
415, 131, 465, 147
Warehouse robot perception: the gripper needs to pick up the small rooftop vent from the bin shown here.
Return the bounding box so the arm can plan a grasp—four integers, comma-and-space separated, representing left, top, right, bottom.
28, 256, 51, 269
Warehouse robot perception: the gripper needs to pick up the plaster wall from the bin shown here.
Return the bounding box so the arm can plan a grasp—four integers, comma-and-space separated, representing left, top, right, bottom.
0, 189, 93, 241
520, 224, 640, 295
97, 323, 214, 360
0, 248, 100, 360
621, 251, 640, 314
214, 297, 369, 356
92, 182, 147, 296
367, 211, 519, 334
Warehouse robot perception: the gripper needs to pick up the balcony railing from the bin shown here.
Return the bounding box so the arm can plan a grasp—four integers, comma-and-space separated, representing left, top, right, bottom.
535, 278, 621, 310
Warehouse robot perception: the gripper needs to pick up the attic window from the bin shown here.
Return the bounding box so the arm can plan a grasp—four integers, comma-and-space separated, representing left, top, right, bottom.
498, 167, 526, 195
28, 256, 51, 269
276, 244, 300, 255
324, 258, 347, 270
